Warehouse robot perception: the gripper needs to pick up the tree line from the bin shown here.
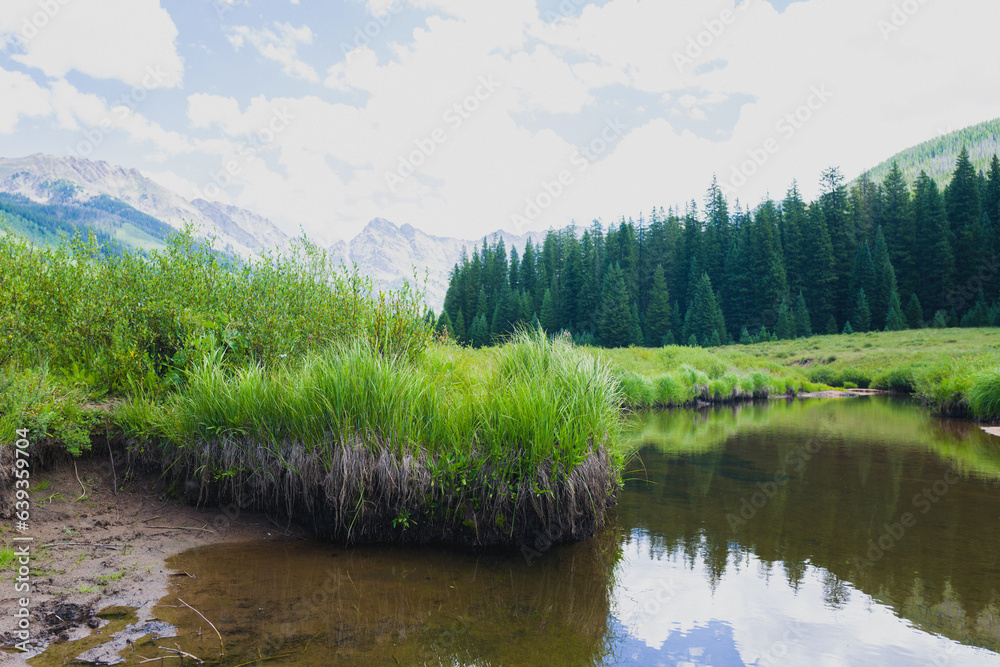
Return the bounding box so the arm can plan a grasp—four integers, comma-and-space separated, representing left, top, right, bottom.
436, 148, 1000, 348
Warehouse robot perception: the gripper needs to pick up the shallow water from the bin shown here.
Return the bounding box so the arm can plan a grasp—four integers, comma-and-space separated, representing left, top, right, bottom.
62, 397, 1000, 664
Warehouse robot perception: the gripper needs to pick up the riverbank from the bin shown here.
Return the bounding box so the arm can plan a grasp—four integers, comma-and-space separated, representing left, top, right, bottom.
594, 328, 1000, 419
0, 451, 283, 659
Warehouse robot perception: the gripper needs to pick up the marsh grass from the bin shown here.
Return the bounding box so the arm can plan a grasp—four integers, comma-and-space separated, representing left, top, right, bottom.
118, 330, 626, 547
734, 329, 1000, 421
593, 346, 817, 408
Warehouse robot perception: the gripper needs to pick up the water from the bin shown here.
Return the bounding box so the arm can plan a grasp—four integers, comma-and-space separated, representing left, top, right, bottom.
49, 397, 1000, 665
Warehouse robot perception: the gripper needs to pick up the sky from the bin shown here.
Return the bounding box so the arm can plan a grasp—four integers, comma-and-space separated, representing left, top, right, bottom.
0, 0, 998, 244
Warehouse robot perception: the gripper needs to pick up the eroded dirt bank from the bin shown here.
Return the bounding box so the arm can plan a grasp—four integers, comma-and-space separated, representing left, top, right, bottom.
0, 449, 298, 663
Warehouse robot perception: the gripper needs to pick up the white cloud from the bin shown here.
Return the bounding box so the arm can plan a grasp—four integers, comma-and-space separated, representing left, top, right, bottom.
6, 0, 1000, 244
0, 67, 51, 133
227, 22, 319, 83
0, 0, 183, 88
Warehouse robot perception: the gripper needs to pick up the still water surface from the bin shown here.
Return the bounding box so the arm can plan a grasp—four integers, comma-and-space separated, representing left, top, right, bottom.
99, 398, 1000, 664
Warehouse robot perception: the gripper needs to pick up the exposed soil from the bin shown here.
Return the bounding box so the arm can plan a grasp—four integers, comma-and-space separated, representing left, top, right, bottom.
0, 447, 297, 663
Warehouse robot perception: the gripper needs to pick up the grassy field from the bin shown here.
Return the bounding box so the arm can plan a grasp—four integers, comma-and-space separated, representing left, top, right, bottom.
740, 328, 1000, 420
581, 328, 1000, 421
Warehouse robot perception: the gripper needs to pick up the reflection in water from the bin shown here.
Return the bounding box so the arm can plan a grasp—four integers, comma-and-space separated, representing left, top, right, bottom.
51, 397, 1000, 665
151, 530, 622, 666
617, 397, 1000, 664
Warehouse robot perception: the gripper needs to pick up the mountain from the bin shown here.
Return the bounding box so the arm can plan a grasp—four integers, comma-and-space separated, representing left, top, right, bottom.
858, 117, 1000, 188
330, 218, 548, 310
0, 154, 288, 255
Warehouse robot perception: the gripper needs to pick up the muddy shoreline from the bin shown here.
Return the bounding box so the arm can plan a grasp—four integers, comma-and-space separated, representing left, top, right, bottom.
0, 450, 294, 663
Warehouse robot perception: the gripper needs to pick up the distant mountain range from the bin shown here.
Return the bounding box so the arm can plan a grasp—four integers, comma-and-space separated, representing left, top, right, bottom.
858, 117, 1000, 188
328, 218, 545, 309
0, 154, 544, 308
0, 154, 288, 256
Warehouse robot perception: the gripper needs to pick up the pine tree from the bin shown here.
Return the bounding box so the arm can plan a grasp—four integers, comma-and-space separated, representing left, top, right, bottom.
436, 309, 453, 338
848, 242, 876, 318
842, 320, 854, 335
775, 297, 795, 340
453, 308, 467, 343
884, 289, 907, 331
491, 284, 519, 339
559, 237, 583, 332
913, 172, 954, 314
520, 238, 539, 311
905, 293, 924, 329
629, 302, 644, 347
870, 228, 893, 331
880, 163, 915, 296
852, 289, 871, 333
598, 264, 632, 347
803, 202, 837, 329
820, 167, 856, 324
518, 290, 533, 325
986, 154, 1000, 228
945, 147, 982, 290
470, 313, 489, 348
688, 273, 725, 346
794, 291, 812, 338
644, 265, 672, 346
932, 310, 947, 328
508, 246, 520, 291
539, 288, 557, 333
826, 315, 838, 335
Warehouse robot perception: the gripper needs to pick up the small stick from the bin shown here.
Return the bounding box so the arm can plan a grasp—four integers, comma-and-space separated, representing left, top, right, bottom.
147, 526, 216, 534
40, 542, 120, 549
177, 598, 224, 653
108, 432, 118, 496
74, 460, 88, 501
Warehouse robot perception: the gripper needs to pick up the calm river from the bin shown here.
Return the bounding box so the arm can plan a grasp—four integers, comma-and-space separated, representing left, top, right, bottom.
69, 397, 1000, 665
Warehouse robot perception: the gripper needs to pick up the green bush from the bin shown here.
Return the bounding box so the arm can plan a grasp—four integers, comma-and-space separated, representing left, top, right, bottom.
0, 365, 99, 455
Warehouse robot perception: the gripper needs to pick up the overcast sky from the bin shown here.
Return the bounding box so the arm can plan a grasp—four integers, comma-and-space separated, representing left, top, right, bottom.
1, 0, 998, 243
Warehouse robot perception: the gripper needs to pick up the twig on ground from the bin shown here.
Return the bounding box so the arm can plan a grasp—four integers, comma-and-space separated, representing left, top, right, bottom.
147, 525, 215, 534
73, 460, 88, 501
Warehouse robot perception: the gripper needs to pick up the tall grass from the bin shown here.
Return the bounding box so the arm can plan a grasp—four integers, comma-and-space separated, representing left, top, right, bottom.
117, 330, 626, 546
593, 346, 817, 408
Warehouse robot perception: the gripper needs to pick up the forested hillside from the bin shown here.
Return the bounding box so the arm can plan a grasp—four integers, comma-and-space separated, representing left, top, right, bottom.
861, 118, 1000, 188
439, 148, 1000, 348
0, 191, 174, 250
